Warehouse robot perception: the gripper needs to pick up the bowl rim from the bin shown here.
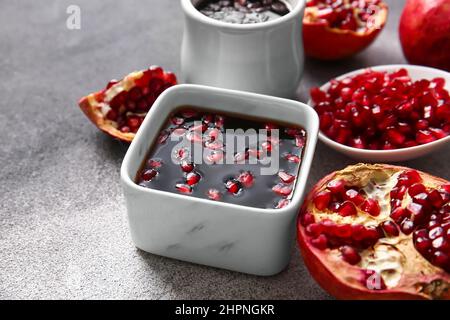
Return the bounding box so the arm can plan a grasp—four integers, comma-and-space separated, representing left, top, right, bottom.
306, 64, 450, 156
181, 0, 305, 31
121, 84, 319, 216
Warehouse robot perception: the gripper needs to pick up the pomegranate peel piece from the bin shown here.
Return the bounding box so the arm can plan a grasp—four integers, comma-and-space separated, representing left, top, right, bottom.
78, 67, 177, 142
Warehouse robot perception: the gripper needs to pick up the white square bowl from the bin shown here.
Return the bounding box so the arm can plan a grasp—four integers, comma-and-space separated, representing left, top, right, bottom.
120, 84, 319, 275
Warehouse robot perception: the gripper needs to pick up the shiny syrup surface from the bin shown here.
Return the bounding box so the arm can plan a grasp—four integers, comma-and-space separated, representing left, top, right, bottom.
136, 107, 306, 209
193, 0, 290, 24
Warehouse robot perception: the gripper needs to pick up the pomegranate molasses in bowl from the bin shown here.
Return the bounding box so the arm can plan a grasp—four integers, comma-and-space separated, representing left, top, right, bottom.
181, 0, 305, 98
121, 84, 319, 275
308, 65, 450, 162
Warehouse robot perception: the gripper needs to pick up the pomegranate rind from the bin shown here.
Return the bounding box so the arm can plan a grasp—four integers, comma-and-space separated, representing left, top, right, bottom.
297, 163, 450, 300
302, 4, 388, 60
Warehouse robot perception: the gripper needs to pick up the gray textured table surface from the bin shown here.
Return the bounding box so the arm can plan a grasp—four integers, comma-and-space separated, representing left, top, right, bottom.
1, 0, 449, 300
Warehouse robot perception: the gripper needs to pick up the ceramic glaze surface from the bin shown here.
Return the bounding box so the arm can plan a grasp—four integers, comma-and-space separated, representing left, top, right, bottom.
181, 0, 305, 98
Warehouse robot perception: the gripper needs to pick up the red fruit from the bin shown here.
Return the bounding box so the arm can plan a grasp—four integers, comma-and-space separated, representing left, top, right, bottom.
237, 171, 254, 188
399, 0, 450, 71
338, 201, 357, 217
340, 246, 361, 265
275, 199, 290, 209
311, 234, 329, 250
313, 190, 332, 210
272, 183, 293, 197
207, 189, 221, 201
303, 0, 388, 60
78, 66, 177, 142
141, 169, 157, 182
186, 172, 201, 186
408, 183, 426, 197
278, 171, 295, 184
297, 164, 450, 299
175, 183, 192, 194
225, 179, 242, 195
344, 189, 365, 206
380, 220, 399, 237
180, 160, 194, 173
361, 198, 381, 217
327, 179, 346, 195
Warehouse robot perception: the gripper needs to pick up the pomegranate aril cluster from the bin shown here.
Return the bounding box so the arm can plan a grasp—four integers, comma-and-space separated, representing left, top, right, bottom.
389, 170, 450, 271
195, 0, 289, 24
311, 69, 450, 150
104, 66, 177, 134
306, 0, 383, 32
136, 108, 306, 209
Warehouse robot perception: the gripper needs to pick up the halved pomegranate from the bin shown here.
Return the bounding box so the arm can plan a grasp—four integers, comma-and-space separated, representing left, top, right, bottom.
298, 164, 450, 299
303, 0, 388, 60
78, 66, 177, 142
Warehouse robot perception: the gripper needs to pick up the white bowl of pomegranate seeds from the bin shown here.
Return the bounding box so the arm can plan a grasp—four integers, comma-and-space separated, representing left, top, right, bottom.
121, 84, 319, 275
308, 65, 450, 162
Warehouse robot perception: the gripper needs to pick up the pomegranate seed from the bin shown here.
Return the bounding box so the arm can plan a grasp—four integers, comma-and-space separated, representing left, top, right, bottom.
344, 189, 365, 205
310, 234, 329, 250
205, 140, 223, 150
406, 203, 425, 222
238, 171, 254, 188
295, 135, 306, 148
180, 160, 194, 173
408, 183, 427, 197
340, 246, 361, 265
147, 159, 162, 168
207, 189, 221, 201
390, 207, 409, 223
141, 169, 157, 181
401, 218, 415, 235
428, 190, 444, 208
380, 220, 399, 237
327, 179, 346, 195
361, 198, 381, 216
334, 224, 353, 238
412, 192, 428, 206
175, 183, 192, 194
398, 170, 422, 186
313, 190, 332, 210
106, 79, 119, 89
261, 141, 272, 152
307, 222, 324, 237
106, 109, 118, 121
431, 251, 449, 270
386, 128, 406, 146
275, 199, 290, 209
416, 130, 437, 144
285, 153, 300, 163
301, 212, 316, 227
272, 184, 293, 197
429, 226, 444, 240
128, 86, 143, 101
186, 172, 201, 186
338, 201, 357, 217
432, 237, 449, 252
414, 236, 431, 254
206, 151, 223, 164
225, 179, 242, 195
278, 171, 295, 184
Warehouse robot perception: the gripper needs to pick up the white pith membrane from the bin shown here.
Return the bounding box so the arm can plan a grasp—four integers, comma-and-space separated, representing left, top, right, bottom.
308, 164, 449, 297
304, 0, 386, 34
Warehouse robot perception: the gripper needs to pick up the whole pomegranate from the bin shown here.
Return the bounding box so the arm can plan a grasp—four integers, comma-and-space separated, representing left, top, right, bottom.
399, 0, 450, 72
303, 0, 388, 60
298, 164, 450, 299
